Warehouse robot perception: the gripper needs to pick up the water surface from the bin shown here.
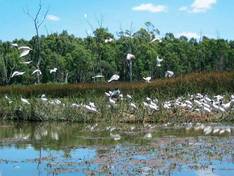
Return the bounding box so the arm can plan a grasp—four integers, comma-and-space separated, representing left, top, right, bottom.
0, 122, 234, 176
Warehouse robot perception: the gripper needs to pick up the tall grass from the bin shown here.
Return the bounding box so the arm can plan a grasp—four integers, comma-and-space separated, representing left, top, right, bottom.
0, 71, 233, 98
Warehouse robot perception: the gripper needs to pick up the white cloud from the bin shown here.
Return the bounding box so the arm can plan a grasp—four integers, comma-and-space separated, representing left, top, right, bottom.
47, 15, 60, 21
132, 3, 167, 13
179, 0, 217, 13
176, 32, 200, 39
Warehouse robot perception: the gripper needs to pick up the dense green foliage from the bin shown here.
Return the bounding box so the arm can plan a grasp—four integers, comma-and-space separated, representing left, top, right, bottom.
1, 24, 234, 85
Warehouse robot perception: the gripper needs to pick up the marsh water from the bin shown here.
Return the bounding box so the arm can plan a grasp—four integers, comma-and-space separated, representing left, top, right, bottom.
0, 121, 234, 176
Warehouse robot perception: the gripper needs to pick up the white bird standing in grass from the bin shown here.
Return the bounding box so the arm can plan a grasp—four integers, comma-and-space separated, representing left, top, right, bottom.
143, 77, 151, 83
165, 71, 174, 78
21, 97, 30, 105
5, 95, 13, 104
20, 61, 32, 65
18, 46, 32, 58
156, 56, 163, 67
11, 71, 25, 78
49, 68, 57, 74
83, 104, 98, 113
108, 74, 120, 83
40, 94, 48, 102
32, 69, 42, 75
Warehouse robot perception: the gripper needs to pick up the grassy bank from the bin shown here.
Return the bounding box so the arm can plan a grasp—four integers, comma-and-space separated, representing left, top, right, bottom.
0, 71, 234, 98
1, 95, 234, 124
1, 71, 234, 123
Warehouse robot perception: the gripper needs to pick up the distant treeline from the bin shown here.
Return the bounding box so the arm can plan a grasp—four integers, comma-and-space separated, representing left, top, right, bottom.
1, 24, 234, 85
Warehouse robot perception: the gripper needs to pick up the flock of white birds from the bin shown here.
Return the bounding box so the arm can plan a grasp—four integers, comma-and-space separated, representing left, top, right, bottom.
4, 91, 234, 141
4, 91, 234, 116
10, 43, 57, 79
10, 41, 175, 83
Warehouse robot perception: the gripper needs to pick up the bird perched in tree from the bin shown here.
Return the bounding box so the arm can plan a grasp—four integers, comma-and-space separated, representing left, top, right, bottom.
143, 77, 151, 83
11, 71, 25, 78
108, 74, 120, 83
18, 46, 32, 58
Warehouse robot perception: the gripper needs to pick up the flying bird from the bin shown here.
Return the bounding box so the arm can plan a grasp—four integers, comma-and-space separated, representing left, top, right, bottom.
108, 74, 120, 83
18, 46, 32, 58
11, 71, 25, 78
165, 71, 174, 78
156, 56, 163, 67
126, 53, 135, 61
11, 43, 18, 48
49, 68, 58, 74
150, 37, 162, 43
32, 69, 42, 75
92, 74, 104, 79
104, 38, 114, 43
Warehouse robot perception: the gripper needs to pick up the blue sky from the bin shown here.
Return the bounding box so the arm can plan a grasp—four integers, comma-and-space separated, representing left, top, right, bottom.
0, 0, 233, 41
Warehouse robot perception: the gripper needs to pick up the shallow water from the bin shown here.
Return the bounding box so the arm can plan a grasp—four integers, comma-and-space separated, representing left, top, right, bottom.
0, 122, 234, 176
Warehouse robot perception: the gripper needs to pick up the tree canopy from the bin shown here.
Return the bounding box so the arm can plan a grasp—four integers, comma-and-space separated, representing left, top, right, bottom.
0, 25, 234, 85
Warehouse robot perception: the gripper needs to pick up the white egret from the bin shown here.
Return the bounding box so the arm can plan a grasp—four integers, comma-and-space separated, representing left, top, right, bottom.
89, 102, 96, 108
32, 69, 42, 75
104, 38, 114, 43
11, 43, 18, 48
126, 94, 132, 100
5, 95, 13, 104
150, 36, 162, 43
110, 89, 121, 98
109, 98, 116, 106
130, 102, 137, 109
156, 56, 163, 67
71, 103, 80, 108
11, 71, 25, 78
18, 46, 32, 58
126, 53, 135, 61
110, 133, 121, 141
108, 74, 120, 83
83, 104, 98, 113
165, 71, 174, 78
213, 128, 220, 134
40, 94, 48, 102
21, 97, 30, 105
144, 133, 152, 139
105, 92, 111, 97
203, 126, 212, 135
49, 68, 57, 74
92, 74, 104, 79
20, 61, 32, 65
143, 77, 151, 83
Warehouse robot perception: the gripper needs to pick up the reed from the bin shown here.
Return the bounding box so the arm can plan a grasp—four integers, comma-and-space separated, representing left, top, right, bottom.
0, 71, 233, 98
